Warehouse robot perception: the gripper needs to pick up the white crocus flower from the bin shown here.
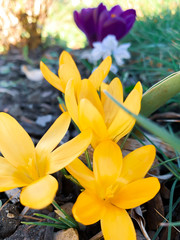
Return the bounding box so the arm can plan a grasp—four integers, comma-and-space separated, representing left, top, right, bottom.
101, 35, 118, 52
113, 43, 131, 66
81, 35, 131, 69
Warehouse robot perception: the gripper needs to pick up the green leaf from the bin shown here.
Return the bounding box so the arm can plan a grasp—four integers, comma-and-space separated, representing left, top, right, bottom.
152, 196, 180, 240
168, 179, 178, 240
104, 90, 180, 152
21, 221, 68, 229
33, 213, 63, 224
52, 200, 79, 228
141, 71, 180, 117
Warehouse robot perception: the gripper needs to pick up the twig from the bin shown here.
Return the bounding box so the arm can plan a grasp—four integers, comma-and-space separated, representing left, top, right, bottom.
154, 208, 180, 233
89, 231, 103, 240
0, 189, 21, 211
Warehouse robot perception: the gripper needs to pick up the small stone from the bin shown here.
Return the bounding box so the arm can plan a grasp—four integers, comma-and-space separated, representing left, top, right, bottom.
60, 202, 73, 217
36, 115, 52, 127
4, 224, 46, 240
7, 213, 15, 219
5, 188, 20, 204
53, 228, 79, 240
21, 65, 44, 81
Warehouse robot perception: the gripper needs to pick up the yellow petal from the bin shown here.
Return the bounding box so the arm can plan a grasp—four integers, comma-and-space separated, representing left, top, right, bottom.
88, 56, 112, 90
134, 81, 143, 97
48, 129, 92, 174
101, 82, 108, 92
119, 145, 156, 183
79, 79, 104, 117
36, 112, 71, 154
89, 67, 104, 90
20, 175, 58, 209
0, 156, 31, 191
72, 190, 106, 225
101, 205, 136, 240
66, 158, 95, 191
124, 85, 142, 112
102, 78, 123, 127
65, 79, 79, 125
59, 51, 78, 70
0, 112, 35, 168
98, 56, 112, 79
79, 99, 108, 142
35, 112, 71, 177
58, 64, 81, 92
40, 61, 64, 92
93, 141, 122, 195
112, 177, 160, 209
108, 88, 141, 141
59, 51, 81, 92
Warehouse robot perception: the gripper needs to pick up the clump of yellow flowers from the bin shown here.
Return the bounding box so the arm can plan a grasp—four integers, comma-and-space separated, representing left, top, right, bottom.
0, 51, 160, 240
41, 52, 142, 148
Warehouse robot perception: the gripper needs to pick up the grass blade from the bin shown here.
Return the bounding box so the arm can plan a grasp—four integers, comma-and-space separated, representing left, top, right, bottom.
33, 213, 63, 224
21, 221, 68, 229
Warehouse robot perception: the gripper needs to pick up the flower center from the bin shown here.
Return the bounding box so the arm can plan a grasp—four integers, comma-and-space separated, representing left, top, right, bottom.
100, 182, 119, 202
111, 14, 116, 18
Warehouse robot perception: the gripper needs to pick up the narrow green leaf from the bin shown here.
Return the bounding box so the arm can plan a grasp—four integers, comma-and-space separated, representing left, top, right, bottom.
168, 179, 178, 240
33, 213, 63, 224
141, 71, 180, 117
152, 196, 180, 240
52, 200, 79, 228
85, 149, 92, 170
21, 221, 68, 229
104, 90, 180, 152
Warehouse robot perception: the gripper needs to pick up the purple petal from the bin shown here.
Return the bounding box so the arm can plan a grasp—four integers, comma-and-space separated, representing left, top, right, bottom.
109, 5, 123, 16
93, 3, 107, 24
74, 8, 97, 46
120, 9, 136, 33
73, 11, 83, 30
100, 18, 127, 41
120, 9, 136, 19
97, 9, 110, 41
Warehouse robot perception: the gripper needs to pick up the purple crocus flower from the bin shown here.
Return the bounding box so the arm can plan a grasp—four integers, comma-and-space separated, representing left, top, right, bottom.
74, 3, 136, 47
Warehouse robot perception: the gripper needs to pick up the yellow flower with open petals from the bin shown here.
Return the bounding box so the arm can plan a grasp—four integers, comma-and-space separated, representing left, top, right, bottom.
0, 112, 92, 209
40, 51, 111, 93
66, 142, 160, 240
65, 77, 142, 148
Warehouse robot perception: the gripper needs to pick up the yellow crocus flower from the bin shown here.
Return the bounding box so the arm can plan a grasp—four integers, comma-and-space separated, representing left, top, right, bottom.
66, 141, 160, 240
41, 51, 143, 148
65, 77, 142, 147
40, 51, 111, 93
0, 112, 92, 209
